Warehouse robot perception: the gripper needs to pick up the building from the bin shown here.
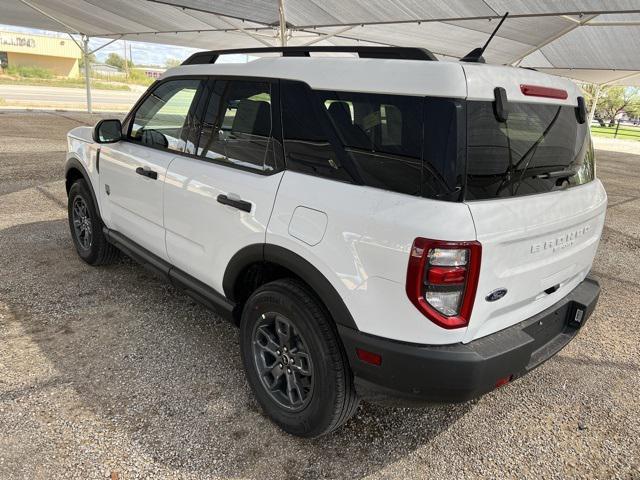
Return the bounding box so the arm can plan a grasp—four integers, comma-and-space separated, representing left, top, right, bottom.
91, 63, 124, 76
0, 30, 81, 77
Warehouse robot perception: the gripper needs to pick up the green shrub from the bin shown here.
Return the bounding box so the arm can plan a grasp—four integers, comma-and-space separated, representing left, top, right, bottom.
127, 69, 154, 86
6, 65, 53, 79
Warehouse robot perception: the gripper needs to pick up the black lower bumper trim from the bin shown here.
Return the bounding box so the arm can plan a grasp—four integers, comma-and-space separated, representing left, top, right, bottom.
339, 276, 600, 405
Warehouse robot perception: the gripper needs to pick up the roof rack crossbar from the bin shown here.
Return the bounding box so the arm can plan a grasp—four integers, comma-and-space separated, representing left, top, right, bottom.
182, 46, 438, 65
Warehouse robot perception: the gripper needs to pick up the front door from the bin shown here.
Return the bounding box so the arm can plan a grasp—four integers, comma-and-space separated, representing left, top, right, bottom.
99, 78, 203, 259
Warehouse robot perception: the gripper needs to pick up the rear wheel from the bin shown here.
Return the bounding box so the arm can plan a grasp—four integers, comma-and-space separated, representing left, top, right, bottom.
67, 179, 119, 265
240, 278, 359, 437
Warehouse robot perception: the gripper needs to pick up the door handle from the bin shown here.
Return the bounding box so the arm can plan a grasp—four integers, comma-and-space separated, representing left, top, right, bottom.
135, 166, 158, 180
217, 194, 252, 213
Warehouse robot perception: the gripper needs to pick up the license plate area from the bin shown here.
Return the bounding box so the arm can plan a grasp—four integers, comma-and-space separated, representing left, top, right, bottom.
523, 303, 571, 353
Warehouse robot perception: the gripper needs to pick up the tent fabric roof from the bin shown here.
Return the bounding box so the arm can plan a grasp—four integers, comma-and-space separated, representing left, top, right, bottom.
3, 0, 640, 85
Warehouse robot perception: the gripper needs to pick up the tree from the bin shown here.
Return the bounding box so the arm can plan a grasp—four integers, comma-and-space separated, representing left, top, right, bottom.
105, 52, 132, 71
165, 57, 181, 68
593, 86, 640, 126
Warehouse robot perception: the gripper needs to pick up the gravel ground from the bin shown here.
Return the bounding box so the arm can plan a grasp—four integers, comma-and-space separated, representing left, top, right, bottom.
0, 110, 638, 479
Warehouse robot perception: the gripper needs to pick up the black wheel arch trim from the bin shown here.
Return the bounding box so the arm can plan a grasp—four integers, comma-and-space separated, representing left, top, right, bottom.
223, 243, 358, 330
65, 157, 102, 218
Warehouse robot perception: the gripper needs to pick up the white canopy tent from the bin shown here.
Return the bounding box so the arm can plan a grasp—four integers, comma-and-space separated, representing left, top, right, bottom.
2, 0, 640, 112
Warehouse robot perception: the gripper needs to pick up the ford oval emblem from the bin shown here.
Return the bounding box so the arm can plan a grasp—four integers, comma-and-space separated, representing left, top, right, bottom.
486, 288, 508, 302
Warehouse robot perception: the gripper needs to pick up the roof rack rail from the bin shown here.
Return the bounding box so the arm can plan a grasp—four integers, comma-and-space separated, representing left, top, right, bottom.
182, 46, 438, 65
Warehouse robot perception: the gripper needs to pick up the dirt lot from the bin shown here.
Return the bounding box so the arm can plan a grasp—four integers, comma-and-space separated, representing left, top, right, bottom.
0, 110, 638, 479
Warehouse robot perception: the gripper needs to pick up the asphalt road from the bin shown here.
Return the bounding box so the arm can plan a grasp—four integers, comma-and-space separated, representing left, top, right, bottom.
0, 111, 638, 479
0, 84, 142, 107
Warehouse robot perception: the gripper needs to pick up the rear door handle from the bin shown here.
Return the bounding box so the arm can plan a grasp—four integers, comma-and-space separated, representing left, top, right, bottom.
217, 194, 252, 213
135, 166, 158, 180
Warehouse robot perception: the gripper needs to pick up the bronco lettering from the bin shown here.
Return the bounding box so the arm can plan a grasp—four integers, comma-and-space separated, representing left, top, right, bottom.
530, 225, 591, 254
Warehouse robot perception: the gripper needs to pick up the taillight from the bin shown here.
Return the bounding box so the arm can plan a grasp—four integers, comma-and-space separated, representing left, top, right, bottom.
406, 238, 482, 329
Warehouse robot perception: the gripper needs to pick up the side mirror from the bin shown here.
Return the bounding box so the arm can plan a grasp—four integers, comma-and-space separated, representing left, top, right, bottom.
93, 119, 122, 143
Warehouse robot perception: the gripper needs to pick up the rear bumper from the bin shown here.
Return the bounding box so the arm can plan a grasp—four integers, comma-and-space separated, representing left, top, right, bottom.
339, 275, 600, 405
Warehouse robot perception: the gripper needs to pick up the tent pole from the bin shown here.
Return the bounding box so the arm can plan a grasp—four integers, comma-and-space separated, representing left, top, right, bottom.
588, 84, 602, 125
278, 0, 287, 46
83, 35, 93, 114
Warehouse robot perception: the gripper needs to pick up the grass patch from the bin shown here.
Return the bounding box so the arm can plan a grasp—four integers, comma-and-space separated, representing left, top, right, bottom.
91, 70, 154, 87
591, 124, 640, 142
124, 69, 154, 86
6, 65, 53, 79
0, 97, 6, 106
0, 76, 130, 91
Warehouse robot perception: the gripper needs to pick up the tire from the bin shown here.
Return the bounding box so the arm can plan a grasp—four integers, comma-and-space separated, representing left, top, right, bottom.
240, 278, 359, 437
67, 179, 119, 266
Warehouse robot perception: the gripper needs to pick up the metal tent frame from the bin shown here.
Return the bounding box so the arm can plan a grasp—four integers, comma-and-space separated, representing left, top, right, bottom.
3, 0, 640, 113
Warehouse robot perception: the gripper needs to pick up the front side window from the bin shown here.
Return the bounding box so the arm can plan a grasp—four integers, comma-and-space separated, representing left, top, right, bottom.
129, 79, 200, 152
197, 80, 274, 172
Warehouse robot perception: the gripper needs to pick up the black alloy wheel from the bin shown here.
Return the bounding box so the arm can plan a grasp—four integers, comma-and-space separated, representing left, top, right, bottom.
252, 311, 314, 411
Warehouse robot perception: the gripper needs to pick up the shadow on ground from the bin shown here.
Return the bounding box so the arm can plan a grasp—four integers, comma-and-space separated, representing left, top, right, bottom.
1, 218, 473, 479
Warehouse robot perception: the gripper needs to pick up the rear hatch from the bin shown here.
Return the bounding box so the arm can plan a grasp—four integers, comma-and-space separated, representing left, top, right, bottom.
460, 64, 607, 342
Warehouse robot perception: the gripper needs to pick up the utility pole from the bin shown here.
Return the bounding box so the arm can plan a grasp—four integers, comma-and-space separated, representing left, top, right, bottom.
123, 39, 129, 79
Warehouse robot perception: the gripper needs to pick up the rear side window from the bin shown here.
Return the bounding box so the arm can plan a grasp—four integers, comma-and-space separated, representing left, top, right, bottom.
317, 90, 423, 196
129, 79, 200, 152
465, 101, 594, 200
280, 81, 353, 183
197, 80, 275, 172
280, 83, 464, 199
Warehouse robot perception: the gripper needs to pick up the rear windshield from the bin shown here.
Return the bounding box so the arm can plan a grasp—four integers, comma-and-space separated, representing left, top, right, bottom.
465, 101, 594, 200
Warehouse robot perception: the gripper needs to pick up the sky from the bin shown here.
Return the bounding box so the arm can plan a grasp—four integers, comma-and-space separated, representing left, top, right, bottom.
0, 24, 200, 67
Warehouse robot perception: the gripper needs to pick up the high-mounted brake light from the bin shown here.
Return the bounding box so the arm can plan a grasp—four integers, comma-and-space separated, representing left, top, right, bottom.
406, 238, 481, 329
520, 84, 568, 100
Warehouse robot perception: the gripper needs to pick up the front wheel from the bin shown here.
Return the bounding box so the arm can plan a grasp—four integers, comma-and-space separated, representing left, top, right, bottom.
240, 279, 359, 437
67, 179, 119, 265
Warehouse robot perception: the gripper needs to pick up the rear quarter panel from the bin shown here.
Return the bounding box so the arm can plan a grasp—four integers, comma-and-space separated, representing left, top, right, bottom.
267, 171, 478, 345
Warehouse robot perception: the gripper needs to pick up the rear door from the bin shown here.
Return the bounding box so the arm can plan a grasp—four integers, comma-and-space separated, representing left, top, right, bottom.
461, 66, 607, 342
163, 78, 283, 292
99, 78, 203, 259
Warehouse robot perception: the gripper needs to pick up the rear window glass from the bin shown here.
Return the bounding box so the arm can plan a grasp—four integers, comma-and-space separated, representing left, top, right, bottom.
465, 101, 594, 200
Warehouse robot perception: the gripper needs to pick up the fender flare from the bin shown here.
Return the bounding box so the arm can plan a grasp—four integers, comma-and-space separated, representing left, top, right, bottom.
65, 157, 102, 218
223, 243, 358, 330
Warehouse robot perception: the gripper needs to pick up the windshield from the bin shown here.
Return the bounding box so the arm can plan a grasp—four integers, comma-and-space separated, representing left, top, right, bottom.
465, 101, 594, 200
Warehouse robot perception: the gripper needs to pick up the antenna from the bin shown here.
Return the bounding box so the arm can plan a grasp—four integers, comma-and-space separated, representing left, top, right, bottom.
460, 12, 509, 63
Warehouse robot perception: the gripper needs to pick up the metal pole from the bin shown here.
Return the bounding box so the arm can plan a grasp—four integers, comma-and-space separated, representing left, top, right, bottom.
278, 0, 287, 46
588, 84, 601, 126
82, 35, 92, 114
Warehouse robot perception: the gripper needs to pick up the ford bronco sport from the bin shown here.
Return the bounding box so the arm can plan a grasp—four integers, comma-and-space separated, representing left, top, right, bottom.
65, 46, 606, 437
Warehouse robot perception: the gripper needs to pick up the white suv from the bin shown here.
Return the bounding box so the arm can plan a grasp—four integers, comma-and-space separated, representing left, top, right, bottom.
65, 46, 606, 437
